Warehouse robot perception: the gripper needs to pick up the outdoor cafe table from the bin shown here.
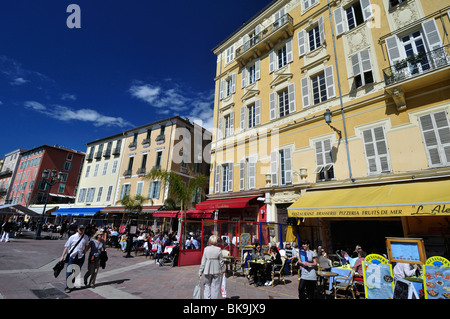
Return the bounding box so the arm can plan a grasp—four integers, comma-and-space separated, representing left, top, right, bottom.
317, 270, 338, 298
249, 259, 273, 284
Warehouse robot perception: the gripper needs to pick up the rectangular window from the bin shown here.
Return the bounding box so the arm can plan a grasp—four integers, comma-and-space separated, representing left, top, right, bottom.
85, 165, 91, 178
96, 186, 103, 202
351, 50, 374, 88
111, 160, 118, 174
314, 139, 335, 180
106, 185, 113, 202
93, 163, 99, 177
277, 46, 287, 69
58, 183, 65, 193
86, 187, 95, 203
419, 111, 450, 167
119, 184, 130, 200
148, 181, 161, 199
136, 181, 144, 196
346, 1, 364, 30
102, 162, 108, 175
278, 89, 289, 117
362, 126, 391, 174
248, 64, 256, 84
59, 173, 68, 182
248, 104, 256, 128
311, 73, 327, 104
308, 26, 321, 51
155, 152, 162, 169
63, 161, 72, 171
222, 164, 229, 192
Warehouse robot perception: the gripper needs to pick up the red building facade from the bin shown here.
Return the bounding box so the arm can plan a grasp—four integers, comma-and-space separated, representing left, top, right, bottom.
9, 145, 85, 206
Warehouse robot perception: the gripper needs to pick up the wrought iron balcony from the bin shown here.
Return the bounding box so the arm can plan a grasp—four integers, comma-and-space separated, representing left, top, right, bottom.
86, 153, 94, 161
94, 151, 102, 159
103, 149, 111, 157
128, 141, 137, 149
112, 147, 121, 155
0, 169, 12, 177
142, 138, 150, 145
123, 169, 132, 177
235, 13, 293, 62
383, 45, 450, 86
136, 167, 146, 175
155, 134, 165, 144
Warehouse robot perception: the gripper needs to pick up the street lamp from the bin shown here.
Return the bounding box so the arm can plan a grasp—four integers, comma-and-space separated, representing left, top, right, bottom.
323, 109, 342, 139
36, 168, 63, 239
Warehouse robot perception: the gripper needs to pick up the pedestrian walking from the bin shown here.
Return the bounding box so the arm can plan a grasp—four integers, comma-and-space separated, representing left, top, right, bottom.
198, 235, 225, 299
59, 224, 89, 293
0, 218, 14, 242
298, 239, 318, 299
84, 229, 106, 288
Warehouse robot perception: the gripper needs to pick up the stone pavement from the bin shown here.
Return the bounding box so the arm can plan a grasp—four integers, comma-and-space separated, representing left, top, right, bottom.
0, 231, 301, 300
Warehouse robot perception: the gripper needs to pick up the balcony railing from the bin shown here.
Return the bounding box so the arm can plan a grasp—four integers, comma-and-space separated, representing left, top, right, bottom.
94, 151, 102, 159
383, 45, 450, 86
155, 135, 165, 144
123, 169, 132, 176
128, 141, 137, 149
103, 149, 111, 157
136, 167, 146, 175
86, 153, 94, 161
235, 13, 293, 59
112, 147, 121, 155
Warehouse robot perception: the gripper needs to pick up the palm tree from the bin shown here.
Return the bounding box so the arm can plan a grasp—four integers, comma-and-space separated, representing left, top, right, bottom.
144, 169, 207, 226
116, 194, 151, 257
116, 194, 151, 222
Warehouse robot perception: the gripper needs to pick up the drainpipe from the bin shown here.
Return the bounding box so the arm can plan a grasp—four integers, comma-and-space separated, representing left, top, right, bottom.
327, 0, 355, 182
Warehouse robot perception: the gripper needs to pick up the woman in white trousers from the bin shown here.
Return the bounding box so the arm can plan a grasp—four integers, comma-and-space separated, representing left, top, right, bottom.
198, 235, 225, 299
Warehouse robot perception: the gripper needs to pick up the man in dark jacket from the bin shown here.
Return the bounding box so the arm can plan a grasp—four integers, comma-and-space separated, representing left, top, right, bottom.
1, 218, 14, 242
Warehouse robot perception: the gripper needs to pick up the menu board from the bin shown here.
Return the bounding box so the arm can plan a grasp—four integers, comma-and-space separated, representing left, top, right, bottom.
362, 254, 394, 299
386, 237, 426, 264
423, 256, 450, 299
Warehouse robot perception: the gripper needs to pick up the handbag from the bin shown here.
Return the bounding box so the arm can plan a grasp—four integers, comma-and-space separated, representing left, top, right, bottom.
193, 277, 202, 299
221, 274, 227, 298
65, 234, 85, 263
52, 260, 65, 278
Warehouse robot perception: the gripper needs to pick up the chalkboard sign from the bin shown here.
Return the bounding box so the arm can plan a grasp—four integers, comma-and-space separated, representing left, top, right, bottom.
393, 278, 418, 299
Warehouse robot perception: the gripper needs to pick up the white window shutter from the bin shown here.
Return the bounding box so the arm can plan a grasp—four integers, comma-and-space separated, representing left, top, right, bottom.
284, 148, 292, 184
215, 166, 221, 193
219, 80, 224, 100
269, 49, 275, 73
373, 127, 390, 172
243, 34, 249, 51
361, 49, 372, 73
385, 35, 402, 65
255, 58, 260, 80
301, 76, 310, 108
333, 7, 346, 36
240, 105, 246, 131
248, 157, 256, 189
422, 19, 443, 51
288, 83, 296, 113
323, 139, 333, 164
360, 0, 373, 21
218, 116, 223, 139
269, 92, 276, 120
286, 38, 293, 63
351, 52, 361, 77
434, 111, 450, 164
298, 30, 306, 57
318, 16, 325, 44
229, 111, 234, 135
241, 68, 247, 88
239, 160, 245, 190
255, 99, 261, 126
228, 163, 233, 191
231, 73, 236, 94
270, 151, 278, 186
324, 65, 336, 99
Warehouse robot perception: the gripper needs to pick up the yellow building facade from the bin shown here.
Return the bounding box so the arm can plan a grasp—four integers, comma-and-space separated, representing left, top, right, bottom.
209, 0, 450, 256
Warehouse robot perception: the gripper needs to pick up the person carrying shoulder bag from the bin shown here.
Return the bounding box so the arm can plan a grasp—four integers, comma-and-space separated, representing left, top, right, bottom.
60, 224, 89, 293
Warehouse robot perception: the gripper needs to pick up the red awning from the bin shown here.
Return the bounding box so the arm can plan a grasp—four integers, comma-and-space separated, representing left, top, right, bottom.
195, 196, 259, 210
185, 209, 214, 219
152, 210, 179, 218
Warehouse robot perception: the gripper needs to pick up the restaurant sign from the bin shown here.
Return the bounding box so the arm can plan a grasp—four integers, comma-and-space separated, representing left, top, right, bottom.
423, 256, 450, 299
362, 254, 394, 299
288, 204, 450, 218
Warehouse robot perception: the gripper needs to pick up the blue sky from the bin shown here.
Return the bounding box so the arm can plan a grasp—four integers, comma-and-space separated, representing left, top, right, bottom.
0, 0, 273, 156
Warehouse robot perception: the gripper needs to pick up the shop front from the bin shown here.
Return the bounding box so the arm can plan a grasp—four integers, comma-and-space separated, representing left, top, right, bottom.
287, 179, 450, 258
195, 195, 265, 221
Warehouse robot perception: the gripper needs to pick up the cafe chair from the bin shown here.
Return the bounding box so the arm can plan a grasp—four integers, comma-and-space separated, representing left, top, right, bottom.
271, 258, 286, 286
233, 252, 249, 278
333, 269, 356, 299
